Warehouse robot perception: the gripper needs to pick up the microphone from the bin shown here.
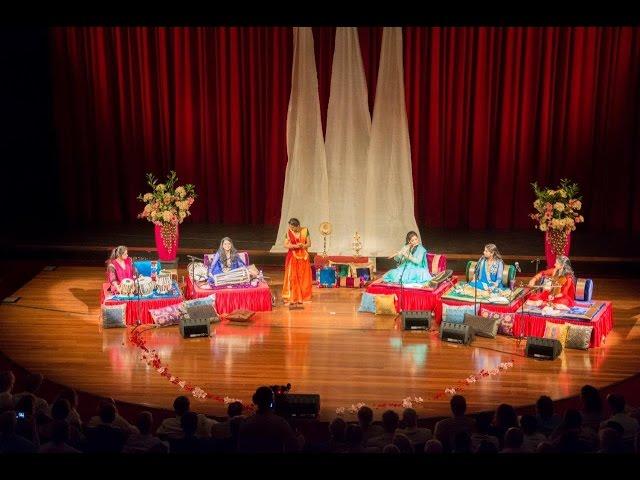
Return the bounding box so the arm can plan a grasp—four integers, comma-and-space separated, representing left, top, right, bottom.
530, 257, 541, 264
514, 261, 521, 273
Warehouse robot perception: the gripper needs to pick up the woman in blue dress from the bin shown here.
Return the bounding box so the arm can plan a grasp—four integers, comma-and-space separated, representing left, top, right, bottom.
468, 243, 505, 292
383, 231, 432, 284
207, 237, 246, 284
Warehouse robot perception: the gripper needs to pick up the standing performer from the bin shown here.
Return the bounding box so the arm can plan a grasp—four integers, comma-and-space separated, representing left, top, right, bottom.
282, 218, 312, 305
526, 255, 576, 310
106, 245, 136, 293
383, 231, 432, 284
468, 243, 506, 292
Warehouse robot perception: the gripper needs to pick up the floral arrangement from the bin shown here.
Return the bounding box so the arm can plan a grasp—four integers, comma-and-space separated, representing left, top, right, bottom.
530, 178, 584, 254
137, 171, 196, 250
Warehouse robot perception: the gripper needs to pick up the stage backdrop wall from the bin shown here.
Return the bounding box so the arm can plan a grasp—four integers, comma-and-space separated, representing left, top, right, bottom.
49, 27, 640, 233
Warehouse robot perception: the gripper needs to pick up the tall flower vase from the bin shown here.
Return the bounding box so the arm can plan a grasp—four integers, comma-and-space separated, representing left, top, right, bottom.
154, 223, 179, 262
545, 230, 571, 269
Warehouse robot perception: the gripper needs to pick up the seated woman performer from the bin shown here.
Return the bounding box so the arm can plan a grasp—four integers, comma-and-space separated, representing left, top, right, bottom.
106, 245, 136, 293
526, 255, 576, 310
207, 237, 246, 284
468, 243, 506, 292
383, 231, 432, 284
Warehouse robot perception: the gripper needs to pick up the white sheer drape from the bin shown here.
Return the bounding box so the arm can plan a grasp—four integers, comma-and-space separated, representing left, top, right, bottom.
325, 27, 371, 254
271, 27, 330, 253
272, 27, 420, 257
363, 27, 420, 256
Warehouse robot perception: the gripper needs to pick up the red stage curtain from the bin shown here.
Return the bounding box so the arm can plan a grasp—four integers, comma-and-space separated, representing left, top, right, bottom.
50, 27, 640, 233
50, 27, 292, 225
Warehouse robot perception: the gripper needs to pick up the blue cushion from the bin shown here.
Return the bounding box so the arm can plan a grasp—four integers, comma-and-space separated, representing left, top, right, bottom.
102, 303, 127, 328
319, 266, 337, 287
358, 292, 377, 313
134, 260, 159, 278
442, 304, 477, 324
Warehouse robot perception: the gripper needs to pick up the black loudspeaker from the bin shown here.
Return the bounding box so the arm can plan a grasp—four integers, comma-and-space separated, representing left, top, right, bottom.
525, 336, 562, 360
402, 310, 433, 330
274, 393, 321, 418
179, 316, 211, 338
440, 321, 473, 345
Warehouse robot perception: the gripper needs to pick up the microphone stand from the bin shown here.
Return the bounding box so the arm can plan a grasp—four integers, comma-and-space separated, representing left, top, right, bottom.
186, 254, 205, 296
398, 259, 409, 315
531, 257, 541, 275
134, 271, 142, 327
473, 258, 482, 315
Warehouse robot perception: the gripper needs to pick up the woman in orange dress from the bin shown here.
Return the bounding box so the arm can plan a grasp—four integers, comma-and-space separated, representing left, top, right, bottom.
526, 255, 576, 310
282, 218, 312, 305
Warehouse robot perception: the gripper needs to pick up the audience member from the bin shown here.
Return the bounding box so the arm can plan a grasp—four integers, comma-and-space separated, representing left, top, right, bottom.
536, 395, 562, 436
38, 420, 81, 453
519, 414, 547, 453
357, 406, 384, 442
156, 395, 216, 440
396, 408, 432, 449
237, 386, 300, 453
122, 411, 169, 453
433, 395, 475, 452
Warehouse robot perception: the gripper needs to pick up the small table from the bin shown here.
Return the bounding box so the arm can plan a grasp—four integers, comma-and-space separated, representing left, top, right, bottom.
100, 282, 184, 326
313, 255, 377, 273
185, 276, 273, 315
513, 301, 613, 348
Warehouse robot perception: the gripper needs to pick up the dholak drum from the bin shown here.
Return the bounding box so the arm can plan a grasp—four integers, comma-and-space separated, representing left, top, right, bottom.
188, 262, 208, 283
137, 276, 154, 296
119, 278, 135, 296
156, 273, 172, 294
319, 266, 337, 288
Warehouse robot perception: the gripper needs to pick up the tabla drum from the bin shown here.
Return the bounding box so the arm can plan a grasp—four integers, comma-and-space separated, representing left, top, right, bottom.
156, 273, 172, 294
188, 262, 208, 283
119, 278, 135, 296
137, 276, 154, 296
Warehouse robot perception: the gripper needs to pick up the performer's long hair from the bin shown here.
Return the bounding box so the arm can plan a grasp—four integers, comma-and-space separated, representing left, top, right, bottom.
106, 245, 127, 266
217, 237, 240, 266
484, 243, 503, 262
555, 255, 575, 280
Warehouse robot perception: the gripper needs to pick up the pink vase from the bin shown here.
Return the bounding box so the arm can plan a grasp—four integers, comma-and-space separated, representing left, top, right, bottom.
154, 223, 179, 261
544, 230, 571, 269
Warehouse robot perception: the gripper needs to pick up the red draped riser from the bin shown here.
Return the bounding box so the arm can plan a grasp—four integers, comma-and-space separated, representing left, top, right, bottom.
50, 27, 640, 233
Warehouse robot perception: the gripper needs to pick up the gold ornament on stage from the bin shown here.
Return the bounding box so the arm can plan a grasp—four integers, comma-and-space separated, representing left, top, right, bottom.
319, 221, 332, 257
352, 231, 362, 257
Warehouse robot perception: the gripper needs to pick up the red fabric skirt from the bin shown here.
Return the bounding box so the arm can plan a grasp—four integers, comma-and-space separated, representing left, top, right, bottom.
365, 280, 453, 323
512, 301, 613, 347
185, 276, 272, 315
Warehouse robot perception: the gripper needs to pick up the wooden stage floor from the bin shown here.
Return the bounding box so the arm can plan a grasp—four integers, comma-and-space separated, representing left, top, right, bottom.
1, 265, 639, 421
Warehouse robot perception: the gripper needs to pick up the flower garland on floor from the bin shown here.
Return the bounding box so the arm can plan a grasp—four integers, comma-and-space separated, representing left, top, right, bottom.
129, 326, 254, 413
129, 326, 514, 418
334, 359, 515, 416
432, 359, 515, 400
